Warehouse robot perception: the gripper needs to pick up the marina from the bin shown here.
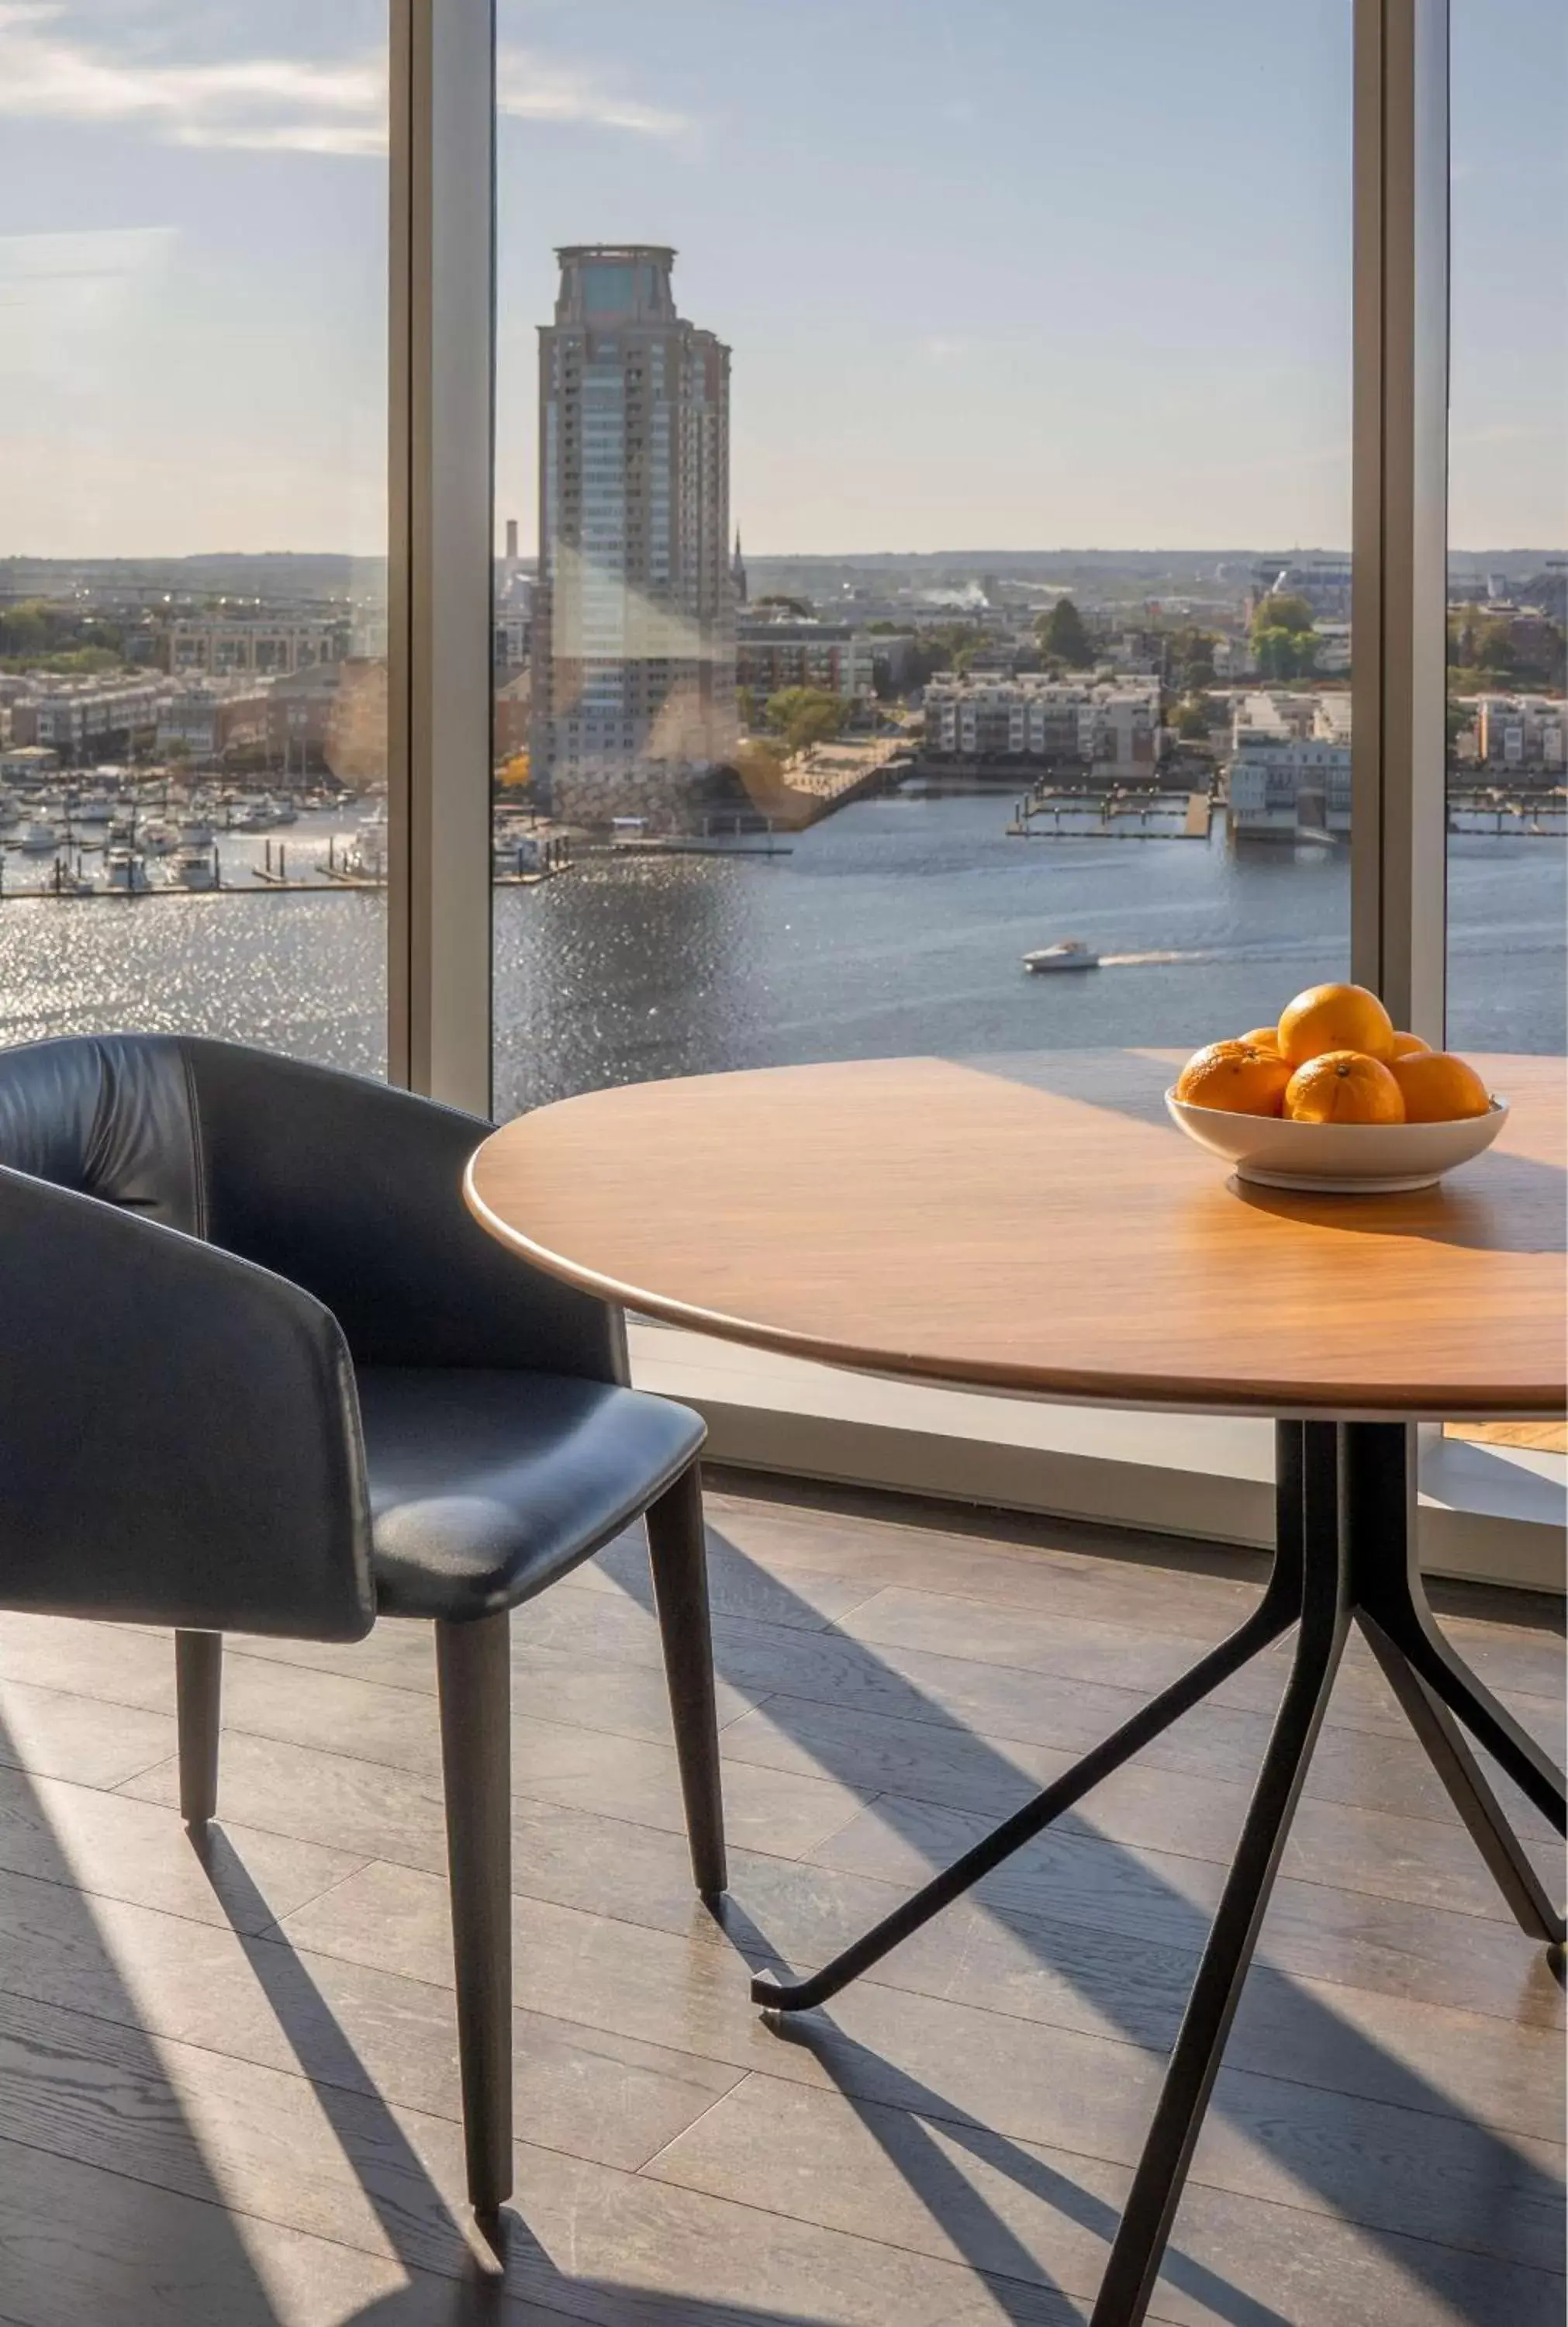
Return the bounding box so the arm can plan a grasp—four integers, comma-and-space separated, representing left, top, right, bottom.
2, 790, 1555, 1119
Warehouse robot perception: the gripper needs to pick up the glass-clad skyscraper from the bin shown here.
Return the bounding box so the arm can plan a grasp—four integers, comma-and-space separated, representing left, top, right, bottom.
531, 245, 736, 829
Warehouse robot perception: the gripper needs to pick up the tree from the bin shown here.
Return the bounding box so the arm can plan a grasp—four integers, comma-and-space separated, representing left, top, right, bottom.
764, 686, 846, 756
1036, 597, 1092, 667
1252, 592, 1315, 638
1253, 625, 1316, 681
1168, 625, 1217, 693
1174, 699, 1211, 741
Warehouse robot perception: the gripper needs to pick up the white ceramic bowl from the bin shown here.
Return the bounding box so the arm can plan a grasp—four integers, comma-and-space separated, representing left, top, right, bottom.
1165, 1088, 1508, 1194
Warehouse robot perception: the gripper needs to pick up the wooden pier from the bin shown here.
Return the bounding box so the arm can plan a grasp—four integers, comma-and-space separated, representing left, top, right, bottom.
1007, 786, 1213, 839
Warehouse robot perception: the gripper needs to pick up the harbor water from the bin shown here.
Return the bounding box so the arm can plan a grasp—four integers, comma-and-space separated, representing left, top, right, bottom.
0, 794, 1561, 1110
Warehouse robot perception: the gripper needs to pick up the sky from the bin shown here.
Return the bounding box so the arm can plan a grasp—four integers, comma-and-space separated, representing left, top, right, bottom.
0, 0, 1561, 560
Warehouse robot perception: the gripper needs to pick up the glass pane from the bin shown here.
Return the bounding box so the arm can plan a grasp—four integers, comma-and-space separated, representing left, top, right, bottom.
493, 2, 1352, 1119
0, 2, 389, 1072
1445, 0, 1566, 1061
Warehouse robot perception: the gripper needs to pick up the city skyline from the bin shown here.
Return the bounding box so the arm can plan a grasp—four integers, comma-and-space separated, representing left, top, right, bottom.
0, 1, 1562, 557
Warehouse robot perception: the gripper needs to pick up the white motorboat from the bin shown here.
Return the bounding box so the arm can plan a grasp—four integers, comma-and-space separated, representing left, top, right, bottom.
102, 847, 151, 894
11, 818, 61, 853
172, 845, 218, 890
73, 792, 113, 826
140, 818, 181, 855
1021, 938, 1100, 974
341, 807, 389, 880
177, 816, 216, 850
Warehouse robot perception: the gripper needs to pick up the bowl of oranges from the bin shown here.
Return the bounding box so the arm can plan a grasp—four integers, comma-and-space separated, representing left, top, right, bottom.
1166, 983, 1506, 1193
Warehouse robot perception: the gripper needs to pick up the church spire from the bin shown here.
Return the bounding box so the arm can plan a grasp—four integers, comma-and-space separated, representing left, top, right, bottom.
730, 527, 748, 606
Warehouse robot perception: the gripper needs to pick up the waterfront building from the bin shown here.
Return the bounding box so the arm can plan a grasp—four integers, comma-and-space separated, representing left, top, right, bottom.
736, 619, 872, 706
1474, 693, 1566, 776
155, 684, 270, 766
531, 244, 737, 829
1228, 731, 1352, 838
922, 676, 1162, 778
167, 616, 349, 679
9, 677, 168, 765
266, 664, 343, 779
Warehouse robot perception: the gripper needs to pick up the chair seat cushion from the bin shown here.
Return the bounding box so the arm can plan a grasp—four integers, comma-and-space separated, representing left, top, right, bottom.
357, 1368, 706, 1622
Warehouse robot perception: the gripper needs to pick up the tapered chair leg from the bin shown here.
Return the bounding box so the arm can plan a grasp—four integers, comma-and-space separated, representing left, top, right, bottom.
175, 1630, 223, 1830
646, 1461, 728, 1902
436, 1610, 513, 2218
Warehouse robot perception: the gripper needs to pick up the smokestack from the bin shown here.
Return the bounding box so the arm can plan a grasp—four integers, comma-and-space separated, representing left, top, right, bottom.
505, 518, 519, 562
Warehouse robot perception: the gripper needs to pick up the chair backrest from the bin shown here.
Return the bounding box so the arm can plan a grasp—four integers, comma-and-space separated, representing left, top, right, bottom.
0, 1032, 622, 1380
0, 1035, 378, 1641
0, 1032, 206, 1232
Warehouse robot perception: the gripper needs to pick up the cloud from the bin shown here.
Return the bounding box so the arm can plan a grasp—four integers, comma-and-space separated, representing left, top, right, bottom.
0, 5, 385, 154
497, 47, 693, 140
0, 7, 690, 157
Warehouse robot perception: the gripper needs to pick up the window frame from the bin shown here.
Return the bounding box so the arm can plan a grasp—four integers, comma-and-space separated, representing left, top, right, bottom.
391, 0, 1454, 1109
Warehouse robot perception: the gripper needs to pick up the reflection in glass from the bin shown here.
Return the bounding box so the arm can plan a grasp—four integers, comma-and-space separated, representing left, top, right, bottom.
0, 2, 389, 1072
493, 2, 1364, 1119
1445, 0, 1566, 1058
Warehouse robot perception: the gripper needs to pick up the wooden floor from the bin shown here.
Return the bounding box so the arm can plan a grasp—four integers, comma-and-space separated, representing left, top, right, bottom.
0, 1473, 1561, 2326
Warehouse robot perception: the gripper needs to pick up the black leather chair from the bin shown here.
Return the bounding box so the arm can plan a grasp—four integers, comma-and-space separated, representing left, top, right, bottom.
0, 1033, 726, 2217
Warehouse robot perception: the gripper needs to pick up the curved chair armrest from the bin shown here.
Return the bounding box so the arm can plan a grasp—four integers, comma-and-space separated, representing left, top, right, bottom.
185, 1042, 622, 1379
0, 1167, 375, 1640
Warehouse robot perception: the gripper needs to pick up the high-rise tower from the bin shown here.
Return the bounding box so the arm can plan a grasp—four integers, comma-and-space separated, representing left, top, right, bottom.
532, 245, 736, 828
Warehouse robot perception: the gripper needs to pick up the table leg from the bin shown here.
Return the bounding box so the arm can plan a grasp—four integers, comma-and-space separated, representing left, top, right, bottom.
753, 1418, 1565, 2325
753, 1422, 1305, 2014
1089, 1420, 1349, 2325
1344, 1421, 1566, 1939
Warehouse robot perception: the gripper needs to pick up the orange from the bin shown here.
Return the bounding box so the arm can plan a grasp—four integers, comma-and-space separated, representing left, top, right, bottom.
1285, 1050, 1405, 1125
1390, 1031, 1432, 1059
1390, 1050, 1491, 1122
1240, 1026, 1282, 1053
1175, 1040, 1293, 1116
1277, 982, 1396, 1067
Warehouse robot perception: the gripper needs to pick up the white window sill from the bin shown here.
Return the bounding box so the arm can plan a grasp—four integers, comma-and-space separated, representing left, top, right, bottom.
627, 1323, 1566, 1596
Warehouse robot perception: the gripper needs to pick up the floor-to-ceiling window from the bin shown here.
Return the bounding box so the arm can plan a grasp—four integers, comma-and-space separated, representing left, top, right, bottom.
0, 2, 389, 1072
1444, 0, 1566, 1059
491, 0, 1355, 1120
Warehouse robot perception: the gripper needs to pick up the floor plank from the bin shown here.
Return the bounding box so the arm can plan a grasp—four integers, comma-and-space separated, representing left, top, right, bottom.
0, 1478, 1559, 2327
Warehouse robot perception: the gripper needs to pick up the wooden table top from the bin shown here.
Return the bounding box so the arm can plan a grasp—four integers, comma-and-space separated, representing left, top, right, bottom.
465, 1050, 1567, 1420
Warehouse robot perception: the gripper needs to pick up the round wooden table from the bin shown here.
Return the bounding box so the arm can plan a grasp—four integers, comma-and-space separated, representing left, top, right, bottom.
468, 1050, 1566, 2327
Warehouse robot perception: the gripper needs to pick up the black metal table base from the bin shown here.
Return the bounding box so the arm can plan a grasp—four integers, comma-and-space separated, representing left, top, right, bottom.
751, 1420, 1567, 2327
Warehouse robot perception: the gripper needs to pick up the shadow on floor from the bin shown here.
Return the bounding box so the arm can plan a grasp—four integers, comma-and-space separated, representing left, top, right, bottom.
593, 1508, 1565, 2325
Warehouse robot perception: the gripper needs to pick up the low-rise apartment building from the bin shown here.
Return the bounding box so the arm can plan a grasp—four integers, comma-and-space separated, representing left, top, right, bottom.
736, 621, 873, 703
10, 678, 168, 764
155, 685, 269, 764
922, 676, 1163, 778
1228, 731, 1352, 837
1473, 693, 1565, 775
168, 616, 349, 679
